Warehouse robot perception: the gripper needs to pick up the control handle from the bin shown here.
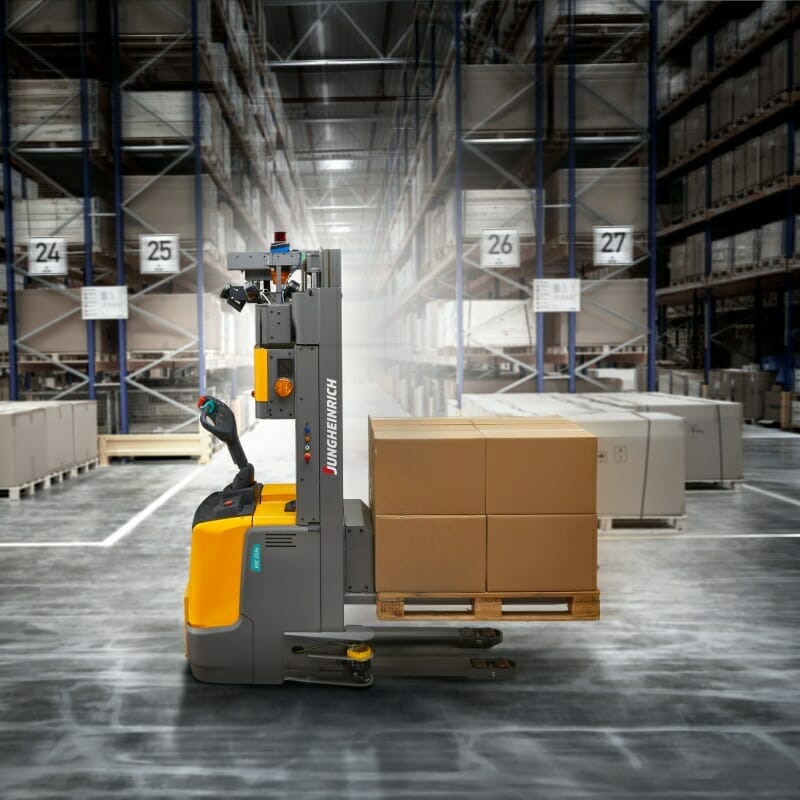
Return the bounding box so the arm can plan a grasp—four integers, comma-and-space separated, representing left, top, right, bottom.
198, 395, 249, 471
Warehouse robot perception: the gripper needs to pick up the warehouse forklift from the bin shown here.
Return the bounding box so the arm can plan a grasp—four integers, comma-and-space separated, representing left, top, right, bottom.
184, 235, 514, 686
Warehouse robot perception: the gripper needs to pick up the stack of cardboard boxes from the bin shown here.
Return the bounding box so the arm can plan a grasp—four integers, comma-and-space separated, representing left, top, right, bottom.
369, 417, 598, 599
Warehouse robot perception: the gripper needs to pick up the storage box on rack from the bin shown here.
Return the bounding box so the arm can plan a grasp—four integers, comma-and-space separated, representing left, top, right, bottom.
745, 137, 761, 190
547, 279, 647, 349
439, 64, 536, 148
553, 63, 645, 132
123, 175, 218, 250
760, 219, 784, 262
734, 230, 759, 270
669, 118, 685, 162
126, 293, 228, 354
13, 197, 112, 252
734, 68, 760, 121
710, 79, 734, 135
0, 404, 48, 488
686, 232, 706, 281
690, 37, 707, 84
714, 20, 738, 68
761, 40, 788, 106
7, 0, 97, 32
711, 237, 733, 275
548, 168, 645, 241
16, 290, 112, 355
123, 92, 229, 176
684, 104, 705, 151
733, 146, 747, 196
117, 0, 211, 35
374, 515, 486, 593
686, 168, 704, 216
669, 242, 686, 284
736, 7, 761, 48
462, 189, 536, 237
12, 80, 107, 146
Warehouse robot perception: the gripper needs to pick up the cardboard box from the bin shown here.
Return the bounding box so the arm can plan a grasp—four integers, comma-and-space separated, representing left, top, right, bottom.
369, 423, 486, 515
475, 423, 597, 515
0, 405, 48, 487
487, 515, 597, 592
374, 515, 486, 592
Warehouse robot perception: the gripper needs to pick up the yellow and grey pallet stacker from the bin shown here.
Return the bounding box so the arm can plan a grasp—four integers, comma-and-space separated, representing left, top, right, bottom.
184, 236, 514, 687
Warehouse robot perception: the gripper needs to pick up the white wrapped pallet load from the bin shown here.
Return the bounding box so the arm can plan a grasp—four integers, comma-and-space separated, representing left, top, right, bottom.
7, 0, 97, 32
462, 190, 535, 237
711, 237, 733, 275
553, 64, 645, 132
127, 293, 226, 354
548, 168, 645, 242
588, 393, 743, 483
548, 279, 647, 349
123, 175, 218, 251
759, 220, 784, 262
16, 289, 112, 355
13, 197, 110, 252
118, 0, 211, 35
734, 230, 759, 270
12, 80, 106, 145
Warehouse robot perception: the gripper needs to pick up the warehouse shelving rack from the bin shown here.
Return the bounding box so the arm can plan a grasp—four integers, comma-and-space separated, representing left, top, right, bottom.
655, 0, 799, 404
370, 0, 657, 415
1, 0, 310, 434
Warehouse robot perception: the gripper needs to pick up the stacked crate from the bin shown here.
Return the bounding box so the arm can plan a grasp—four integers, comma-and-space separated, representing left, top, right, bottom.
370, 417, 599, 612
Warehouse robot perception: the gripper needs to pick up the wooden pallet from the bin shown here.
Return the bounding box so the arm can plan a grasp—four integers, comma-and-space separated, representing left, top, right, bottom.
599, 515, 685, 532
0, 459, 98, 501
98, 432, 212, 466
376, 590, 600, 622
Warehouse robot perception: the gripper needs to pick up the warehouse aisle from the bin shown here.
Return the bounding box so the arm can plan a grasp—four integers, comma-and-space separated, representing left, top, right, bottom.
0, 412, 799, 799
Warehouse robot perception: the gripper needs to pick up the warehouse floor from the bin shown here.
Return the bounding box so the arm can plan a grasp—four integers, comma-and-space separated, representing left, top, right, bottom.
1, 388, 799, 799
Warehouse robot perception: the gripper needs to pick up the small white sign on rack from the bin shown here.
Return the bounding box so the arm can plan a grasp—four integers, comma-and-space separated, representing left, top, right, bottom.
81, 286, 129, 320
593, 225, 634, 266
139, 234, 180, 274
480, 228, 520, 268
533, 279, 581, 313
28, 237, 67, 276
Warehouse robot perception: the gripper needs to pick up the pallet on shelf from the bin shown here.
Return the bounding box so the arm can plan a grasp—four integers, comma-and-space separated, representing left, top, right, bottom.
376, 590, 600, 622
98, 432, 212, 466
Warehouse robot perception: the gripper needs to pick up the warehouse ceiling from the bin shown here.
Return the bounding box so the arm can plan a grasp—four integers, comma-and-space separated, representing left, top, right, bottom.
263, 1, 417, 271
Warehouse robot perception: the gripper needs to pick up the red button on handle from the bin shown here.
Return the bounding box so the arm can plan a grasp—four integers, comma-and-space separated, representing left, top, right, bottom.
304, 453, 311, 463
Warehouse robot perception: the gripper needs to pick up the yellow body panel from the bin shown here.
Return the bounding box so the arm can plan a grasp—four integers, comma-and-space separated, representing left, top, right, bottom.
254, 347, 268, 402
185, 483, 298, 629
186, 515, 251, 628
254, 483, 297, 526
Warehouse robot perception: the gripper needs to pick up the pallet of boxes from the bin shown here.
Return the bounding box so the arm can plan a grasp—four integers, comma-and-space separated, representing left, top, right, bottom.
369, 417, 600, 621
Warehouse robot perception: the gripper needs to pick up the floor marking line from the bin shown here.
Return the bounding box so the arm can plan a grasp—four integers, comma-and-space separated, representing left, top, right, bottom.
601, 532, 800, 541
742, 482, 800, 508
0, 541, 105, 548
102, 467, 203, 548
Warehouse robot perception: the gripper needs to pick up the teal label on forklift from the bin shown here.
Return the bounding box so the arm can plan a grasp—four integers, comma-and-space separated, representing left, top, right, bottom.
249, 543, 262, 573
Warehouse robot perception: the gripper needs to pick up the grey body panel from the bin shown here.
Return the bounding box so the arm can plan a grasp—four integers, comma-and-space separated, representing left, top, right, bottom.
295, 346, 320, 525
344, 499, 374, 594
257, 304, 293, 346
266, 348, 295, 419
242, 526, 321, 685
185, 617, 254, 684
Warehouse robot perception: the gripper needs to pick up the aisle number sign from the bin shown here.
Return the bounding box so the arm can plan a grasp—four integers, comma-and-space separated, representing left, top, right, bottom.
533, 279, 581, 312
81, 286, 129, 320
593, 226, 634, 266
480, 229, 520, 268
28, 237, 67, 276
139, 234, 180, 274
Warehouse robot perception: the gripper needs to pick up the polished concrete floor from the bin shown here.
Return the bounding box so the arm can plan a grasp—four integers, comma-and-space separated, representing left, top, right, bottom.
1, 390, 799, 799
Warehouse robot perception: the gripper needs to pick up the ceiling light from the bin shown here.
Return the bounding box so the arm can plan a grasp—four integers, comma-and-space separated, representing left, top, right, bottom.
318, 159, 353, 171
